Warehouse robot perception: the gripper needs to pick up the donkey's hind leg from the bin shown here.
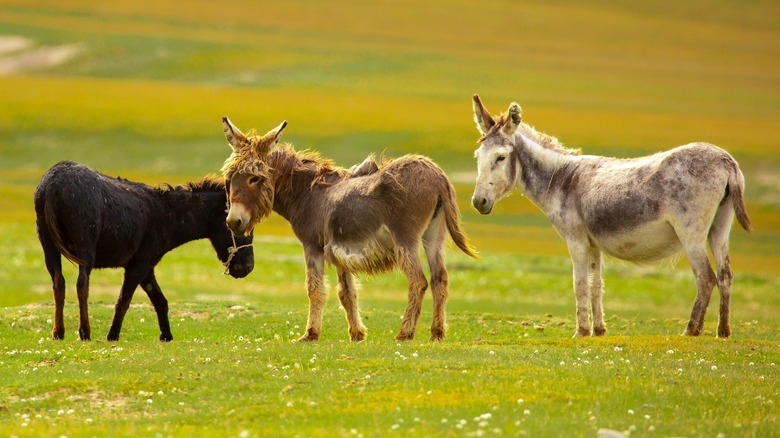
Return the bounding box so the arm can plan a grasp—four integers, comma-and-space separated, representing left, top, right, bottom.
708, 203, 736, 338
39, 228, 67, 340
679, 236, 717, 337
395, 243, 428, 341
423, 213, 449, 341
336, 268, 367, 342
75, 264, 93, 341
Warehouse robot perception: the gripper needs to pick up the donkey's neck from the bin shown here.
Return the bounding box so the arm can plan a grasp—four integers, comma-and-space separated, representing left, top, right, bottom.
162, 190, 223, 246
268, 149, 341, 221
514, 134, 580, 212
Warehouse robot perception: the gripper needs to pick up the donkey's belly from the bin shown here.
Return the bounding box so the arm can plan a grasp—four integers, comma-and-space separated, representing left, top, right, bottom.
597, 220, 682, 262
326, 225, 396, 274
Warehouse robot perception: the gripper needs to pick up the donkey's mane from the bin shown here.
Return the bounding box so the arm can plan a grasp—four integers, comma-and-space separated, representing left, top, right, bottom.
157, 175, 226, 193
485, 114, 581, 156
516, 121, 580, 156
267, 143, 351, 189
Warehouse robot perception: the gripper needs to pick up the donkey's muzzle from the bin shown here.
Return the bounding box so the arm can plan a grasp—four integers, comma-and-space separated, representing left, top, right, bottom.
229, 258, 254, 278
472, 195, 493, 215
226, 216, 247, 236
226, 205, 251, 236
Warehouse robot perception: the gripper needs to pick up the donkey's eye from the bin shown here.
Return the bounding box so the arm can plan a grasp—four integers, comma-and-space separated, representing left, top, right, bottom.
248, 176, 261, 185
496, 156, 507, 163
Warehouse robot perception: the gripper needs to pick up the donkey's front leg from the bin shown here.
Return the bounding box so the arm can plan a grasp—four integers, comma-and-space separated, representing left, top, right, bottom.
588, 247, 607, 336
298, 250, 326, 342
567, 239, 592, 337
107, 266, 146, 341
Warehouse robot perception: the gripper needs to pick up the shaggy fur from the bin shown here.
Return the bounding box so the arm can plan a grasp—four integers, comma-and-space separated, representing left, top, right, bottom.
34, 161, 254, 342
471, 95, 751, 338
221, 116, 477, 342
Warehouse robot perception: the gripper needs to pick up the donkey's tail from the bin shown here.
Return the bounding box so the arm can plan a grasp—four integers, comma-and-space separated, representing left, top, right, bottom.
441, 179, 479, 259
728, 159, 752, 232
41, 198, 84, 265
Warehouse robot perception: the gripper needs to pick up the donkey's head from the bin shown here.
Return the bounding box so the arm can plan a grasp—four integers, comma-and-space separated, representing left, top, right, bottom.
221, 116, 288, 236
470, 94, 522, 215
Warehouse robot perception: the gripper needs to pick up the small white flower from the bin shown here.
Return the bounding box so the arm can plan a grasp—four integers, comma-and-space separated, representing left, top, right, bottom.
365, 374, 371, 380
666, 349, 674, 354
711, 365, 718, 371
628, 409, 634, 415
517, 398, 524, 404
489, 350, 495, 355
523, 409, 530, 415
146, 399, 153, 404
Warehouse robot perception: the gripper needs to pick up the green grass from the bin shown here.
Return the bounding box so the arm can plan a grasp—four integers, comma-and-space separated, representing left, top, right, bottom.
1, 0, 779, 436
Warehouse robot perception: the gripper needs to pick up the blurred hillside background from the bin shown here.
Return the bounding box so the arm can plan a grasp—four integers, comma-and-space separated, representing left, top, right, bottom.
1, 0, 778, 307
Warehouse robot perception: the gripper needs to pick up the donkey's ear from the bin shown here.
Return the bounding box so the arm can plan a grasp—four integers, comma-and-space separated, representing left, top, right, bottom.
472, 94, 496, 135
222, 116, 247, 151
256, 120, 288, 155
502, 103, 522, 137
268, 120, 288, 144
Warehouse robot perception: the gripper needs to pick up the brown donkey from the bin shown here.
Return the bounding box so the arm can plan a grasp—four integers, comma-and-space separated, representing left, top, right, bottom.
220, 117, 478, 342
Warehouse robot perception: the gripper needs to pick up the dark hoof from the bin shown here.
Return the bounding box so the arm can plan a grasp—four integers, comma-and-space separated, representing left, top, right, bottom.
395, 331, 415, 341
430, 327, 446, 341
593, 326, 607, 336
573, 327, 591, 338
297, 329, 320, 342
79, 328, 91, 341
349, 328, 367, 342
160, 333, 174, 342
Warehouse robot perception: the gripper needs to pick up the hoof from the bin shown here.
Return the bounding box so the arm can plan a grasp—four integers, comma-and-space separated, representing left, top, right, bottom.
52, 329, 64, 340
593, 325, 607, 336
349, 327, 367, 342
395, 331, 415, 341
106, 333, 119, 342
297, 330, 320, 342
573, 327, 591, 338
160, 333, 174, 342
79, 328, 91, 341
682, 326, 702, 336
430, 326, 446, 341
717, 326, 731, 338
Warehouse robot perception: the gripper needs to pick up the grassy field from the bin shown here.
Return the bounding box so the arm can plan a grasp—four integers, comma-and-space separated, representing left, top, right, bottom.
1, 0, 779, 436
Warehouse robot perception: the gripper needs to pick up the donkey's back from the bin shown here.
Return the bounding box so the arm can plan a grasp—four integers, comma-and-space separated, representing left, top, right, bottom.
324, 154, 475, 273
35, 160, 153, 267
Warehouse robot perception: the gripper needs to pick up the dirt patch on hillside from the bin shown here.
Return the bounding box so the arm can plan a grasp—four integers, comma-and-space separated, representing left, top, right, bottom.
0, 35, 82, 75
